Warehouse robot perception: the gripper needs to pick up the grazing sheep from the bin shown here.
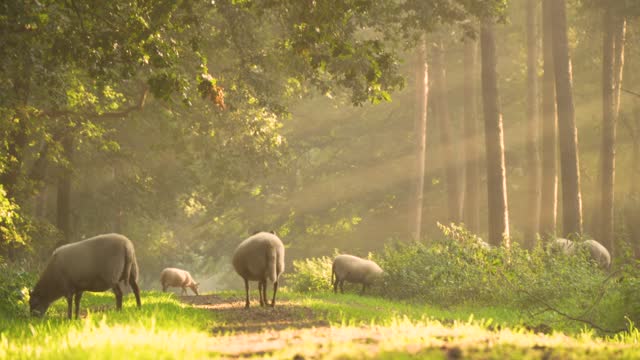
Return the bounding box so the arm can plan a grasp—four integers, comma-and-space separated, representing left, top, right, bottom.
551, 238, 611, 269
331, 254, 383, 295
232, 231, 285, 308
160, 267, 199, 296
583, 239, 611, 269
29, 233, 141, 319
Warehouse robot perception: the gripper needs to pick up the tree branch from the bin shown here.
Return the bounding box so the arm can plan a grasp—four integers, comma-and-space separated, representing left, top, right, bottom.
622, 87, 640, 99
38, 88, 149, 119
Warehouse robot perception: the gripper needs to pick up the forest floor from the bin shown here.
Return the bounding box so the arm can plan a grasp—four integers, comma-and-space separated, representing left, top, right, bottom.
2, 291, 639, 359
177, 293, 638, 359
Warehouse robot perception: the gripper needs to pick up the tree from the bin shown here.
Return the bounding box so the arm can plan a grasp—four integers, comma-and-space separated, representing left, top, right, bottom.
480, 19, 510, 247
551, 0, 583, 237
463, 37, 481, 234
599, 8, 626, 255
525, 0, 541, 248
540, 0, 558, 239
411, 36, 429, 241
432, 39, 463, 224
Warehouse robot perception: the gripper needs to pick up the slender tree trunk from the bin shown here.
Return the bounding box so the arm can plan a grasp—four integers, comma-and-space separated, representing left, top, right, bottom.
56, 135, 74, 245
540, 0, 558, 239
525, 0, 541, 248
411, 36, 429, 241
432, 40, 463, 224
600, 11, 626, 255
551, 0, 583, 238
463, 37, 481, 234
480, 19, 510, 248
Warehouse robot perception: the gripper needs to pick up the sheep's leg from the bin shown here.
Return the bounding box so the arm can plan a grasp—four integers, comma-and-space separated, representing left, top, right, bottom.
263, 281, 268, 306
333, 277, 338, 294
271, 281, 278, 307
130, 278, 142, 307
360, 284, 366, 295
339, 280, 345, 294
181, 287, 187, 296
113, 285, 124, 310
258, 281, 265, 307
244, 278, 250, 309
162, 284, 167, 292
66, 295, 73, 320
74, 291, 83, 319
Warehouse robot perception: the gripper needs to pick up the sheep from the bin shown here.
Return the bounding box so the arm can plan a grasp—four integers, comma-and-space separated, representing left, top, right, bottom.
232, 231, 285, 308
160, 267, 199, 296
551, 238, 611, 269
583, 239, 611, 269
331, 254, 383, 295
29, 233, 141, 319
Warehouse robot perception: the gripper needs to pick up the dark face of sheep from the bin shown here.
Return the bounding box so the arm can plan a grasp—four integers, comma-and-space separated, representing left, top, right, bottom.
29, 290, 48, 317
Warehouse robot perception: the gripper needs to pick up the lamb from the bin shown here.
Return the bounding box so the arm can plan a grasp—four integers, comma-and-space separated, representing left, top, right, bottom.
160, 267, 199, 296
551, 238, 611, 269
331, 254, 383, 295
232, 231, 285, 308
29, 233, 142, 319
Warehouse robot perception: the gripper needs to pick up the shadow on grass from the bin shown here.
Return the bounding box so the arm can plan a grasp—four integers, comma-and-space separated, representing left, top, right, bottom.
179, 294, 330, 333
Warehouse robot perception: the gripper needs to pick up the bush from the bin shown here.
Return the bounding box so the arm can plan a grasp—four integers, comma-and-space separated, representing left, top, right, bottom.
377, 223, 607, 310
286, 255, 333, 292
0, 261, 36, 318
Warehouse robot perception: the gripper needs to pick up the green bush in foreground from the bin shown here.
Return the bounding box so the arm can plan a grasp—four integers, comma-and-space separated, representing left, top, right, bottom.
287, 223, 640, 333
0, 262, 35, 319
286, 255, 334, 292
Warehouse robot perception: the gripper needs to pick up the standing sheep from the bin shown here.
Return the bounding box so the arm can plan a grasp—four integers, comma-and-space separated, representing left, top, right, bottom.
551, 238, 611, 269
232, 231, 285, 308
332, 254, 383, 295
29, 233, 142, 319
160, 267, 199, 296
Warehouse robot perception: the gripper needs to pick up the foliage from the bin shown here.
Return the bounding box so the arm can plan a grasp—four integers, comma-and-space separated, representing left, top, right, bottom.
286, 254, 334, 292
0, 262, 35, 319
370, 224, 640, 332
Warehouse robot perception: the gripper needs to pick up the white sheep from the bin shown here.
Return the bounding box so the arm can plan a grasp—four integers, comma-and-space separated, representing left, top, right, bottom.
331, 254, 383, 295
232, 231, 285, 308
551, 238, 611, 269
29, 233, 141, 319
160, 267, 199, 296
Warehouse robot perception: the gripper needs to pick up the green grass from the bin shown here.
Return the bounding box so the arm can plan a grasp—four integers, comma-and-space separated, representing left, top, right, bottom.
0, 290, 638, 359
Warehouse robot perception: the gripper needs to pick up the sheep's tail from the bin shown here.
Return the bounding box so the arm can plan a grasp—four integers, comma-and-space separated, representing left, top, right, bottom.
121, 243, 135, 288
331, 262, 335, 286
266, 247, 278, 283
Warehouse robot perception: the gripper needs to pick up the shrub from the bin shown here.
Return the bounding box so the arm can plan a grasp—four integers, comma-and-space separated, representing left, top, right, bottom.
376, 223, 607, 310
286, 255, 333, 292
0, 261, 36, 318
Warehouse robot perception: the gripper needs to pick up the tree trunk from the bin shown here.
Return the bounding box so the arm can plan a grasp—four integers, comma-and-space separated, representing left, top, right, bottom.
600, 10, 626, 255
56, 135, 74, 245
551, 0, 583, 238
540, 0, 558, 239
480, 19, 510, 248
411, 36, 429, 241
463, 37, 481, 234
432, 40, 463, 224
525, 0, 541, 249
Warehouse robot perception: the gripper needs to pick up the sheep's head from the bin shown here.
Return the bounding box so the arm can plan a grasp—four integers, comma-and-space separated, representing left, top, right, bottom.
189, 282, 200, 296
29, 289, 48, 317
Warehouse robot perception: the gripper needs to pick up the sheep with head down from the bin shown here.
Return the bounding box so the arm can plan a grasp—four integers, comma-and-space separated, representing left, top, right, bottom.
160, 267, 199, 296
331, 254, 383, 295
29, 233, 142, 319
551, 238, 611, 269
232, 231, 285, 308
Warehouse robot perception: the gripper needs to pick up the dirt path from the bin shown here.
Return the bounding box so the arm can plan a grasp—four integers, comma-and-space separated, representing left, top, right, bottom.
179, 294, 330, 334
176, 295, 613, 359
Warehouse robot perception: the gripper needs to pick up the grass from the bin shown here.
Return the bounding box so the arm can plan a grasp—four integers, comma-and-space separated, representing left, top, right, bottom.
0, 290, 639, 359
